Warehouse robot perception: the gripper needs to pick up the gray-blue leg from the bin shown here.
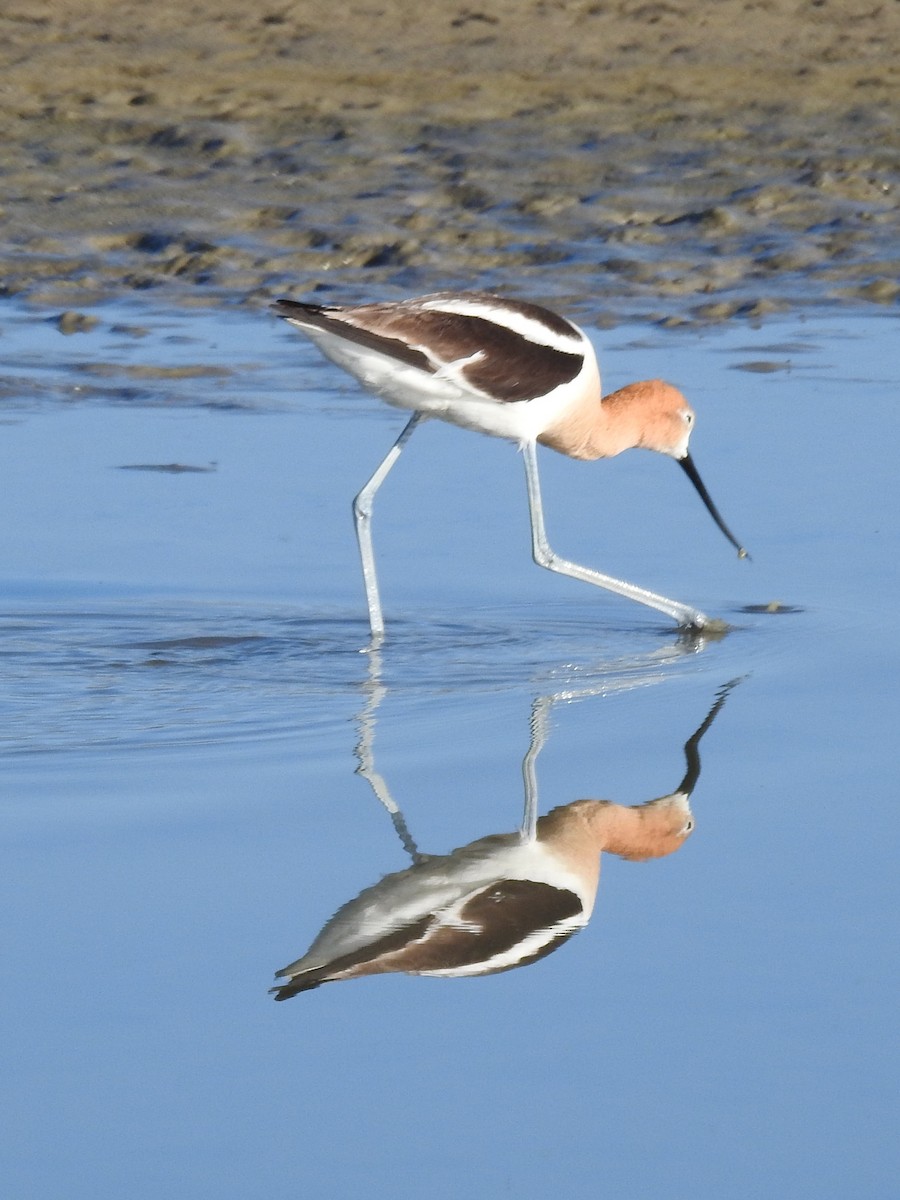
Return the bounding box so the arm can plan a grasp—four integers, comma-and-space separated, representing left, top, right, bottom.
521, 440, 711, 629
353, 413, 424, 645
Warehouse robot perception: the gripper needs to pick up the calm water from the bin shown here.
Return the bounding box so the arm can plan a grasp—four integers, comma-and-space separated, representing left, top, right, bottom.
2, 303, 898, 1198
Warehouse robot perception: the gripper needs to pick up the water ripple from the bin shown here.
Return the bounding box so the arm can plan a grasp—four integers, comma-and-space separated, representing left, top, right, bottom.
0, 597, 725, 756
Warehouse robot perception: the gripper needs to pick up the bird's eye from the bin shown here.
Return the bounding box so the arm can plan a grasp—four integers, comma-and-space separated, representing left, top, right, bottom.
683, 411, 695, 426
682, 818, 694, 835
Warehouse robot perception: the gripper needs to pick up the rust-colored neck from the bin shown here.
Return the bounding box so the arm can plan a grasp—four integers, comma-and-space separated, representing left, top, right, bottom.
538, 796, 691, 866
538, 379, 681, 461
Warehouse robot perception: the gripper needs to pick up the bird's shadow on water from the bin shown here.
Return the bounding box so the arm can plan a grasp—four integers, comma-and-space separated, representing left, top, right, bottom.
271, 665, 743, 999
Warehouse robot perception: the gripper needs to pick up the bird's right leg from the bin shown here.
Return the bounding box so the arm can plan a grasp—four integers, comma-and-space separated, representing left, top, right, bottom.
521, 441, 713, 630
353, 412, 423, 645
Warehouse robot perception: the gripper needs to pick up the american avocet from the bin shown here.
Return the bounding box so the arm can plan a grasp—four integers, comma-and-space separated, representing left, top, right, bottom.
273, 291, 748, 641
271, 683, 734, 998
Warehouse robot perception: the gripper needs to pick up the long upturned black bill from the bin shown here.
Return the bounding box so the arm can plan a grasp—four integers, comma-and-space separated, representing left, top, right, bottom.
679, 453, 749, 559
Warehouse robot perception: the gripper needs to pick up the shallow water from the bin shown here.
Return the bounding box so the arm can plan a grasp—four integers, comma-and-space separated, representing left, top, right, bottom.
2, 303, 898, 1198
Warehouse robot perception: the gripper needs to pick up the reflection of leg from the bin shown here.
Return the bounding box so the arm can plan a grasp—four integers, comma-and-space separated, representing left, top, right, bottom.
353, 647, 425, 863
520, 695, 553, 842
353, 412, 424, 645
522, 441, 711, 630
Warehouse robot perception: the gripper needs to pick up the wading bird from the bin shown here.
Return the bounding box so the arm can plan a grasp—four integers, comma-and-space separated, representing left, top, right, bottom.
274, 292, 748, 641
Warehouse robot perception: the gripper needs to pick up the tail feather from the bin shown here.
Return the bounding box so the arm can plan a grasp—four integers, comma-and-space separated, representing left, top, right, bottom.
271, 299, 333, 327
270, 970, 331, 1001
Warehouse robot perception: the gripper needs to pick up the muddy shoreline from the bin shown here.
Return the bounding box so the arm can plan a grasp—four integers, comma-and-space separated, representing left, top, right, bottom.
2, 1, 898, 324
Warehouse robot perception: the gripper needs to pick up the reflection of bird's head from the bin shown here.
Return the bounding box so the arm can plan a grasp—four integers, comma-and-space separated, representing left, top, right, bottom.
541, 795, 694, 866
610, 794, 695, 861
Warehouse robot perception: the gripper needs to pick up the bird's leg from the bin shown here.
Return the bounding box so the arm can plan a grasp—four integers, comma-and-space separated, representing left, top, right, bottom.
521, 441, 713, 630
353, 412, 423, 645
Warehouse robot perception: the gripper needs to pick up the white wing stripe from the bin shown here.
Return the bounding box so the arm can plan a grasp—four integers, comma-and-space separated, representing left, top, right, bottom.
419, 295, 585, 352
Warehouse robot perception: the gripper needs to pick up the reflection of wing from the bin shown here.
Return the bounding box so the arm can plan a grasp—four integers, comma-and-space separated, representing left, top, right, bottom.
422, 879, 584, 973
272, 875, 586, 1000
272, 829, 596, 1000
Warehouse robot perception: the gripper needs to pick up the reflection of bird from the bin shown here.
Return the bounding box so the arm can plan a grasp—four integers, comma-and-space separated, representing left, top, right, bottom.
272, 685, 731, 1000
272, 796, 693, 999
274, 291, 747, 641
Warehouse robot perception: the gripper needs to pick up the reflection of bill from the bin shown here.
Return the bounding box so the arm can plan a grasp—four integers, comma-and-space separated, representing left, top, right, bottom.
272, 683, 736, 1000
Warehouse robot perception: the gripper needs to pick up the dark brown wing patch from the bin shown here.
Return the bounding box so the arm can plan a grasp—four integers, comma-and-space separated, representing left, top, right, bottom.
382, 880, 584, 976
273, 296, 585, 403
430, 313, 583, 402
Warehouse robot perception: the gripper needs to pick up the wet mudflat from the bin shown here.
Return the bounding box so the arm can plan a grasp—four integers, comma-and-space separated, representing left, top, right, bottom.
1, 302, 898, 1198
3, 2, 899, 319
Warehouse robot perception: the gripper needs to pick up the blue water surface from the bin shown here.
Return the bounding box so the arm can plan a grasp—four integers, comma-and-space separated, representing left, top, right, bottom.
1, 303, 897, 1199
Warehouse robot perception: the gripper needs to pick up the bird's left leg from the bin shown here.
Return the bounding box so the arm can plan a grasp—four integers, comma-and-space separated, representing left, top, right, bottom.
353, 412, 424, 645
